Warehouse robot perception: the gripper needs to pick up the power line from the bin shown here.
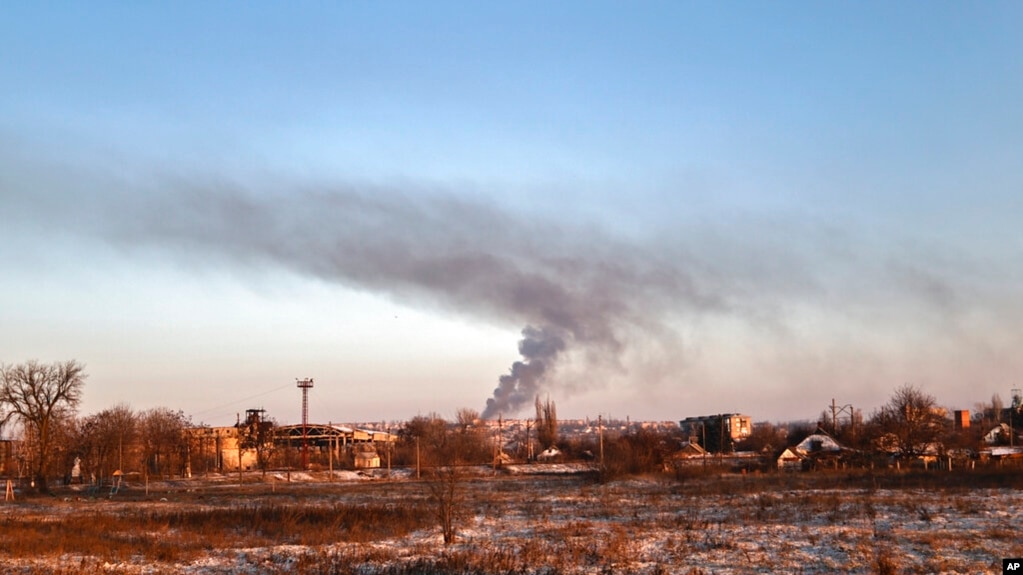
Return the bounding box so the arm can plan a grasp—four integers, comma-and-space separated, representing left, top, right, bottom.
190, 382, 294, 420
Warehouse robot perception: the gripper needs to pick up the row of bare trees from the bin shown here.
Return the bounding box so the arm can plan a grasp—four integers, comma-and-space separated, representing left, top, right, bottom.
387, 385, 997, 477
3, 357, 1008, 496
1, 360, 193, 494
765, 384, 1003, 458
73, 404, 192, 483
392, 384, 1013, 490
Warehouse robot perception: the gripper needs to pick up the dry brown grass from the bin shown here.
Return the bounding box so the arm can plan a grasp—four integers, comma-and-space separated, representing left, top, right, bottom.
872, 545, 900, 575
0, 495, 432, 565
1, 467, 1021, 573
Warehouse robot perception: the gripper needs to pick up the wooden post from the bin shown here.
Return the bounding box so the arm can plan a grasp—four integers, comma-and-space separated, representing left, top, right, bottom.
526, 419, 533, 462
5, 479, 13, 502
492, 417, 499, 474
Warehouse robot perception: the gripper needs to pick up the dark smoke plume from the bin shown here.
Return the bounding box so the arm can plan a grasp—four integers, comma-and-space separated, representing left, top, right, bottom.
5, 153, 998, 419
90, 184, 723, 418
0, 172, 723, 417
482, 325, 565, 419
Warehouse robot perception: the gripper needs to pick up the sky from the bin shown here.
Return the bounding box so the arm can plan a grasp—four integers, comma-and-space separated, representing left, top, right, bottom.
2, 2, 1022, 427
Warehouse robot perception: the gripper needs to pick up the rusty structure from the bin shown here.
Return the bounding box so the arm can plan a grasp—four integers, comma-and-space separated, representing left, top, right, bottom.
296, 378, 314, 468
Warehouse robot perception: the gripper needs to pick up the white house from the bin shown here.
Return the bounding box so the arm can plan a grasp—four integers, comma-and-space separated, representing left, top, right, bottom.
776, 447, 803, 471
795, 432, 843, 455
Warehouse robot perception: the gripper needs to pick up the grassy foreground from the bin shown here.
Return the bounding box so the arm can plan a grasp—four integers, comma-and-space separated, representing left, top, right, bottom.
0, 468, 1019, 574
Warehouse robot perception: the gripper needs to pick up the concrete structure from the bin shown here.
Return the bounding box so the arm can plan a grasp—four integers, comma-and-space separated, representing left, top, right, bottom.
352, 444, 381, 469
187, 419, 396, 472
189, 425, 259, 472
0, 440, 15, 477
953, 410, 970, 430
680, 413, 752, 448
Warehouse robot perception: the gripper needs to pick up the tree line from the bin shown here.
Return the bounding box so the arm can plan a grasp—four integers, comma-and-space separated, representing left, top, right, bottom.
1, 360, 192, 494
3, 359, 1019, 494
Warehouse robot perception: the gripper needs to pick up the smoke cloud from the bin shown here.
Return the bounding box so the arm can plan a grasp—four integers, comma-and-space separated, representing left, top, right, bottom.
483, 325, 566, 419
7, 174, 729, 416
4, 152, 1016, 419
89, 183, 731, 418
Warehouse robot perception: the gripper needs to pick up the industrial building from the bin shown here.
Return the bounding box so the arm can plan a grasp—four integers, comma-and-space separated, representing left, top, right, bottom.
187, 409, 396, 473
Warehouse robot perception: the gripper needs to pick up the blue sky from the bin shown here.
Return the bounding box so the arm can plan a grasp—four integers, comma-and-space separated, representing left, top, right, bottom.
2, 2, 1021, 426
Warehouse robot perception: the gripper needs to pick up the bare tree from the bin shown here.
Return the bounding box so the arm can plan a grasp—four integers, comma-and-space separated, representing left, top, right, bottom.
535, 395, 558, 449
75, 405, 138, 485
415, 413, 470, 545
401, 413, 448, 445
425, 461, 465, 544
736, 421, 784, 453
603, 427, 678, 478
0, 360, 86, 493
868, 384, 948, 459
139, 408, 190, 479
452, 407, 492, 464
395, 413, 446, 468
456, 408, 478, 431
991, 394, 1005, 423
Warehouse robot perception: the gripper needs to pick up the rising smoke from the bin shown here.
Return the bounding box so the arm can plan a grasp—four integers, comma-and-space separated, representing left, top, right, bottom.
104, 185, 729, 418
482, 325, 566, 420
6, 177, 719, 417
2, 154, 1003, 419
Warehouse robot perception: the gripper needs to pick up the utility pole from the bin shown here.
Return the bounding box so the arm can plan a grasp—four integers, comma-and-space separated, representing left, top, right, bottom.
829, 399, 854, 436
702, 422, 707, 467
493, 414, 502, 474
598, 415, 604, 468
719, 414, 724, 454
1011, 389, 1021, 447
527, 419, 533, 461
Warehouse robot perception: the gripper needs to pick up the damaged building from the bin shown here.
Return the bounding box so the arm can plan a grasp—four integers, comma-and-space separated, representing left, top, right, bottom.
188, 409, 396, 472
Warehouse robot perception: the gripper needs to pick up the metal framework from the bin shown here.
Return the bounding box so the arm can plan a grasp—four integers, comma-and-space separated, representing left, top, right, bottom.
296, 378, 314, 468
276, 424, 395, 446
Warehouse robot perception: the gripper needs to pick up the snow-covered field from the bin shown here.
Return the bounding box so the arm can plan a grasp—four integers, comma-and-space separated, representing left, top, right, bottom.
0, 469, 1018, 574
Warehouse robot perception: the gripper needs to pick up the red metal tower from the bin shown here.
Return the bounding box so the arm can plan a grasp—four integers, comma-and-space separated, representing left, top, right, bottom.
296, 378, 314, 468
